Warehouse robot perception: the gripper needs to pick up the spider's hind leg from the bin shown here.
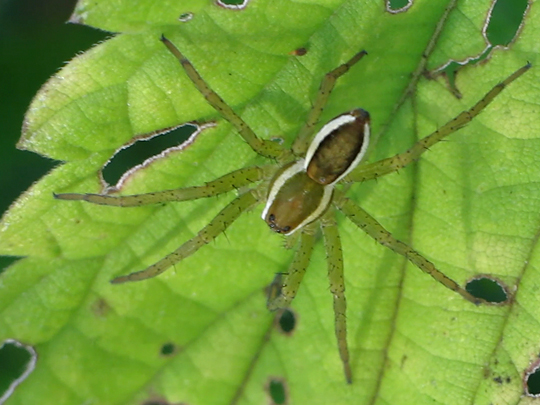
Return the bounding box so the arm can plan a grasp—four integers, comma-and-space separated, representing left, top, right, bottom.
267, 226, 316, 310
334, 190, 483, 304
111, 189, 261, 283
321, 208, 352, 384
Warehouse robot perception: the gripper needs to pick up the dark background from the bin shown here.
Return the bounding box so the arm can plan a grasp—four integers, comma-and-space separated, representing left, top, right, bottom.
0, 2, 104, 392
0, 0, 107, 208
0, 0, 107, 266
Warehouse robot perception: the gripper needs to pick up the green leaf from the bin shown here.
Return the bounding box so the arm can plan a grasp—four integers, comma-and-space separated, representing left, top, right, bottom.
2, 0, 539, 403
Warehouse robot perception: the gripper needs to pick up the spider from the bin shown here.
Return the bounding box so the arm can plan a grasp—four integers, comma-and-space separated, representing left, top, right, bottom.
55, 36, 530, 384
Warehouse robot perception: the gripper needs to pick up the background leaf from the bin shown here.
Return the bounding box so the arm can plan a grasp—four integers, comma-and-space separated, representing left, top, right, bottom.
1, 0, 539, 404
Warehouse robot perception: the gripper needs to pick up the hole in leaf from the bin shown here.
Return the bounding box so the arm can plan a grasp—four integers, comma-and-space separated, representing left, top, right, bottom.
526, 362, 540, 396
435, 0, 530, 98
219, 0, 244, 5
266, 377, 288, 405
465, 276, 508, 303
276, 309, 296, 334
178, 12, 193, 22
103, 124, 197, 186
216, 0, 248, 10
0, 340, 37, 402
485, 0, 528, 47
386, 0, 412, 13
160, 342, 177, 356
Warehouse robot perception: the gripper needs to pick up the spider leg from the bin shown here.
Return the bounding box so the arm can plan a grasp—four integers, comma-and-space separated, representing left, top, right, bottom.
161, 36, 289, 161
321, 209, 352, 384
344, 63, 531, 183
334, 191, 484, 305
54, 165, 269, 206
267, 226, 316, 310
292, 50, 368, 156
111, 189, 260, 283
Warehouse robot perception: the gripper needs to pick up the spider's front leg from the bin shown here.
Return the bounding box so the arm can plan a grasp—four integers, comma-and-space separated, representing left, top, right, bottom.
54, 166, 269, 206
161, 36, 290, 162
345, 63, 531, 183
111, 189, 261, 283
292, 50, 368, 156
320, 208, 352, 384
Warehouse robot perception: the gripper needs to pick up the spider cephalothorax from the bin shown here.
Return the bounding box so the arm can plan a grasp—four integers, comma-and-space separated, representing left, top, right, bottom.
55, 36, 530, 383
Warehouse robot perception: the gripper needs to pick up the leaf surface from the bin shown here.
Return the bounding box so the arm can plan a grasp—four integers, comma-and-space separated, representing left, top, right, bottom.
1, 0, 539, 404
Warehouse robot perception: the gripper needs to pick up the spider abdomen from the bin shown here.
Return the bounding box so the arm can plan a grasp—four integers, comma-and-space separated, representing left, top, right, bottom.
262, 161, 333, 235
305, 108, 370, 185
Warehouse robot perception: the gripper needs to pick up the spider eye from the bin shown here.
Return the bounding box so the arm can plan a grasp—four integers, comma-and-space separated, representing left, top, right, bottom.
262, 161, 333, 235
305, 108, 370, 185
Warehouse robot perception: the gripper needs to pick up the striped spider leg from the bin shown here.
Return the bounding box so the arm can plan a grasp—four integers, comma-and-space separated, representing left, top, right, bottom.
55, 35, 530, 384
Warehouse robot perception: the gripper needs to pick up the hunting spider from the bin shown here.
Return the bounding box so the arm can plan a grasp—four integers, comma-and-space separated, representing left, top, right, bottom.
55, 36, 530, 383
